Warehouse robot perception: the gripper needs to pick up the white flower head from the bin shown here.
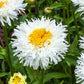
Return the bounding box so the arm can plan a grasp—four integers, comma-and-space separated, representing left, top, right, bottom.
71, 0, 84, 17
0, 0, 27, 26
75, 53, 84, 84
79, 36, 84, 49
11, 17, 69, 70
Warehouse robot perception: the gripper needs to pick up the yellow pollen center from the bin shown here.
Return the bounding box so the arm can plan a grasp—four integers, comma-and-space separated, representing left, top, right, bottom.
28, 29, 52, 47
13, 76, 21, 84
0, 0, 7, 8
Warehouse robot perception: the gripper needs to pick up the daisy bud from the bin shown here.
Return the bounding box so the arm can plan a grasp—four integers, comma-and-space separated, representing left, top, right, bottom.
44, 7, 52, 14
25, 0, 36, 4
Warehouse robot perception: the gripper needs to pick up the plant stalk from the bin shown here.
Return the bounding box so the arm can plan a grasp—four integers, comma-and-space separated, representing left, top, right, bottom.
40, 69, 44, 84
3, 24, 13, 75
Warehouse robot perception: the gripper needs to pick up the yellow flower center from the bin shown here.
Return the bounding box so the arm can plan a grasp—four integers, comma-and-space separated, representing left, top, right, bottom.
0, 0, 7, 8
28, 29, 52, 47
13, 76, 21, 84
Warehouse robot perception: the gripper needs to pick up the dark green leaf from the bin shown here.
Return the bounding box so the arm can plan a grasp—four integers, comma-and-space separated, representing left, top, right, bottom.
50, 3, 63, 9
66, 12, 81, 25
43, 72, 69, 83
0, 73, 9, 77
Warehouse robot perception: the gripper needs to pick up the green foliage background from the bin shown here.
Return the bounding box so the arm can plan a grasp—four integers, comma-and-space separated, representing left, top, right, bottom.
0, 0, 84, 84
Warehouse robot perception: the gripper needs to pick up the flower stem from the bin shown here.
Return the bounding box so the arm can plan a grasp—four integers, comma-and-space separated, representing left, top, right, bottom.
63, 0, 66, 24
35, 0, 39, 17
71, 2, 78, 38
24, 67, 30, 83
66, 1, 70, 43
3, 24, 13, 75
40, 69, 44, 84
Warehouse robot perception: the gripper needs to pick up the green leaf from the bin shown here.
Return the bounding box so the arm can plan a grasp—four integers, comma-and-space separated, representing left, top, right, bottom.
0, 46, 6, 56
54, 15, 63, 20
38, 0, 45, 7
26, 67, 36, 81
65, 56, 77, 66
43, 72, 69, 83
0, 73, 9, 77
0, 55, 4, 59
2, 61, 5, 72
66, 12, 81, 25
0, 46, 6, 59
68, 35, 79, 56
0, 79, 4, 84
14, 15, 28, 26
50, 3, 63, 9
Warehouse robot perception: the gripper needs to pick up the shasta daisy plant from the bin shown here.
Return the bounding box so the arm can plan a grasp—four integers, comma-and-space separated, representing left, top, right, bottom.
11, 17, 69, 70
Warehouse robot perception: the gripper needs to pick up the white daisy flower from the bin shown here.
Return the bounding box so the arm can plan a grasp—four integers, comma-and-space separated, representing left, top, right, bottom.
75, 53, 84, 84
79, 36, 84, 49
71, 0, 84, 16
11, 17, 69, 70
0, 0, 27, 26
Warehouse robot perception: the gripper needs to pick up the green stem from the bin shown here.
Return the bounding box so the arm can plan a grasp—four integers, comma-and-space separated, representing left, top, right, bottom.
66, 1, 70, 43
24, 67, 30, 83
61, 62, 68, 75
35, 0, 39, 17
40, 69, 44, 84
69, 66, 72, 84
63, 0, 66, 24
3, 24, 13, 75
71, 3, 78, 37
28, 4, 31, 18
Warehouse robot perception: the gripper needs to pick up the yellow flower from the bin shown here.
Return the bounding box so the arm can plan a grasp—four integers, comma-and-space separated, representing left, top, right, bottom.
0, 0, 7, 8
28, 29, 52, 47
8, 72, 27, 84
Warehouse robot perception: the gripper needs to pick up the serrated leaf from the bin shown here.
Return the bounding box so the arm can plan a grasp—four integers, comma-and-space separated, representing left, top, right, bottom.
69, 35, 79, 56
43, 72, 69, 83
14, 15, 27, 26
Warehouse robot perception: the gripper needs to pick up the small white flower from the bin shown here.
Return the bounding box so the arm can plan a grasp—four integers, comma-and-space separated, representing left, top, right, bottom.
75, 53, 84, 84
0, 0, 27, 26
79, 36, 84, 49
11, 17, 69, 70
71, 0, 84, 17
